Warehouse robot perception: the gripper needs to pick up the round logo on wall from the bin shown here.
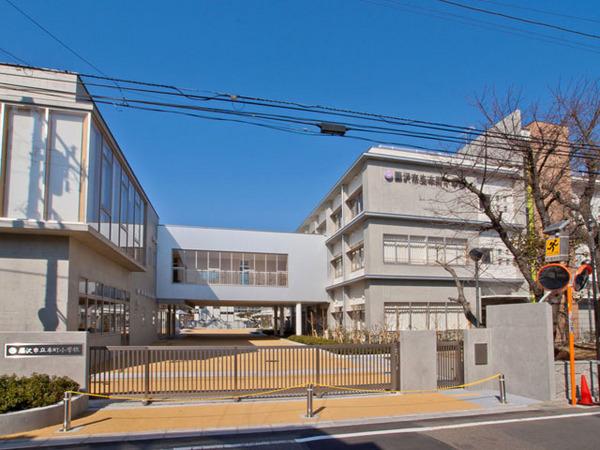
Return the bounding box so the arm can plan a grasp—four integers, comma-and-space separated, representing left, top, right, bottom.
384, 169, 394, 182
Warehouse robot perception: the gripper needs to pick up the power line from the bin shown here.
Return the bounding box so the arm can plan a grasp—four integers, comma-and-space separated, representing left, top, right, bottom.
435, 0, 600, 40
2, 78, 598, 177
361, 0, 600, 56
1, 68, 598, 164
1, 67, 593, 157
473, 0, 600, 25
2, 0, 124, 96
0, 47, 30, 65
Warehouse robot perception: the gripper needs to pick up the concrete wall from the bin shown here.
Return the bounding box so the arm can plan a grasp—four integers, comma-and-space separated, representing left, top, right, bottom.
0, 332, 88, 388
463, 303, 555, 401
68, 236, 158, 345
0, 235, 70, 332
399, 330, 437, 391
0, 394, 87, 436
157, 225, 327, 305
366, 279, 477, 329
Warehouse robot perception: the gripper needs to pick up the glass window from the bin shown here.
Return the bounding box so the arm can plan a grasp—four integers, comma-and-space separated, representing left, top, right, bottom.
427, 237, 445, 264
5, 107, 47, 219
111, 159, 121, 245
86, 123, 102, 229
100, 143, 112, 214
127, 183, 135, 257
277, 254, 288, 272
410, 236, 427, 264
78, 297, 87, 331
170, 249, 288, 287
47, 112, 84, 222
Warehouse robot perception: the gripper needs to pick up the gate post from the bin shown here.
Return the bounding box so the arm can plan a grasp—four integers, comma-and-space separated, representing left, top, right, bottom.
144, 348, 150, 400
391, 342, 401, 391
233, 347, 239, 391
315, 347, 321, 385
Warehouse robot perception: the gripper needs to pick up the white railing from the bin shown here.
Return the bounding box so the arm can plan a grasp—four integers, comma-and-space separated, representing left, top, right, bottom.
173, 268, 288, 287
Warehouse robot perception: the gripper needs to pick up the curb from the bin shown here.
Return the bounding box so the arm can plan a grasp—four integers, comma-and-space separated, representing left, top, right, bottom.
0, 403, 552, 449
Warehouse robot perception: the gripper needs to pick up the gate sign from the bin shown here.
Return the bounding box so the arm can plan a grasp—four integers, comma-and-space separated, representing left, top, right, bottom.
537, 264, 571, 291
4, 343, 83, 358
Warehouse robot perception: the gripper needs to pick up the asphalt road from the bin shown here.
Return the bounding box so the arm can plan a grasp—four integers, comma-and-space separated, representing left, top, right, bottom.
32, 407, 600, 450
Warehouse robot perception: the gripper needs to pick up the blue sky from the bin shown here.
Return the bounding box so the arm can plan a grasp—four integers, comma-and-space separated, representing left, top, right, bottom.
1, 0, 599, 231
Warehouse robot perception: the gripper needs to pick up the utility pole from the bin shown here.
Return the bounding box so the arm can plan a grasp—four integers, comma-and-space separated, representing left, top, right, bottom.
586, 219, 600, 393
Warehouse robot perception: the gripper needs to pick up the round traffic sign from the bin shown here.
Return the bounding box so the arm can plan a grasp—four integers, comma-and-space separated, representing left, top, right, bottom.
537, 264, 571, 291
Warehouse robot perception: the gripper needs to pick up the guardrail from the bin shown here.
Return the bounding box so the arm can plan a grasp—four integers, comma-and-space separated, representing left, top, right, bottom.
89, 344, 395, 397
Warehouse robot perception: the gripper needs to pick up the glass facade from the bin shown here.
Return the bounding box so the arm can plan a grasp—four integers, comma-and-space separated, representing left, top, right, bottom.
78, 279, 130, 335
87, 122, 147, 265
172, 249, 288, 287
1, 104, 148, 266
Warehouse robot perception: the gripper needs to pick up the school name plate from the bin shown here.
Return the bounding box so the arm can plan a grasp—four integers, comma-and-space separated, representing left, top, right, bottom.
4, 343, 83, 358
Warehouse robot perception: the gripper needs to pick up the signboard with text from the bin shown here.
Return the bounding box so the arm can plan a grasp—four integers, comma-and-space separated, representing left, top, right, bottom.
4, 343, 83, 358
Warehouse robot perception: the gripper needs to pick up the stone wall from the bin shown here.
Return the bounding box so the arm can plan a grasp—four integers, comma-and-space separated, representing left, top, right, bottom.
554, 360, 599, 402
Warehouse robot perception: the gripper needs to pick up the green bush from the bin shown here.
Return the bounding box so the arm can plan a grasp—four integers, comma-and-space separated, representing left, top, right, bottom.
0, 373, 79, 414
287, 335, 338, 345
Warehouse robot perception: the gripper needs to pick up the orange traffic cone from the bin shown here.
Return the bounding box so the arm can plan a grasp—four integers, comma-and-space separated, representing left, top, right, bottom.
578, 375, 596, 406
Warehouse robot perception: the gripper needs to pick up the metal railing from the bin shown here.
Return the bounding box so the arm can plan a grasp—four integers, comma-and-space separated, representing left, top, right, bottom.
89, 344, 394, 397
173, 268, 288, 287
436, 340, 464, 388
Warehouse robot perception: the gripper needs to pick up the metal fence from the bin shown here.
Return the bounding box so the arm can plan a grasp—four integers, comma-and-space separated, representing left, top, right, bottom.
436, 340, 464, 388
89, 344, 395, 397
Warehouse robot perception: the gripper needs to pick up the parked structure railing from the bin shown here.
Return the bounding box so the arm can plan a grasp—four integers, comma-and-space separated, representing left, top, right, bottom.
89, 344, 394, 397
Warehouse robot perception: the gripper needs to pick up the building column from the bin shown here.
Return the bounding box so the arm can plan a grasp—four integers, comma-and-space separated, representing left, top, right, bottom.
279, 306, 285, 336
273, 306, 279, 333
295, 303, 302, 336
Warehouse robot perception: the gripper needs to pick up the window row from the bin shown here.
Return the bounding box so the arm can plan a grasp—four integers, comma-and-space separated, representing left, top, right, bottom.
87, 122, 146, 265
172, 249, 289, 287
2, 105, 85, 221
383, 234, 468, 265
349, 244, 365, 272
77, 279, 130, 334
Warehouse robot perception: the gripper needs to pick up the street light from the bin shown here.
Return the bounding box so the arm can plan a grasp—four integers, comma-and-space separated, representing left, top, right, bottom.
469, 248, 484, 327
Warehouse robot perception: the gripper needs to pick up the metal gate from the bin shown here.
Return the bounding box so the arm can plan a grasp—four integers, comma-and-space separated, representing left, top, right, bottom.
88, 344, 396, 397
436, 340, 464, 388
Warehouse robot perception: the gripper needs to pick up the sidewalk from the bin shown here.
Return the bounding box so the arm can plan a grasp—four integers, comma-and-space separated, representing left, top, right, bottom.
0, 390, 537, 448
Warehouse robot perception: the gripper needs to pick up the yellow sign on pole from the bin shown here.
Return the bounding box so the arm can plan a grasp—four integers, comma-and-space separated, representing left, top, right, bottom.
545, 237, 561, 258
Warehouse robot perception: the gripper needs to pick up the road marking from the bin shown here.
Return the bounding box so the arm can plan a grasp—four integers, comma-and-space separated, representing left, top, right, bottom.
172, 410, 600, 449
296, 411, 600, 443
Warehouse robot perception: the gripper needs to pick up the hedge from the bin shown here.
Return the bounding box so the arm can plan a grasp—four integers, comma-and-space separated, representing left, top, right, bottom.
286, 335, 338, 345
0, 373, 79, 414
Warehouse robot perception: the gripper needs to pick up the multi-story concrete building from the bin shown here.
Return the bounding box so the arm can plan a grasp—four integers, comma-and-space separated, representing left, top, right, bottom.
0, 63, 531, 347
297, 143, 529, 332
0, 64, 159, 345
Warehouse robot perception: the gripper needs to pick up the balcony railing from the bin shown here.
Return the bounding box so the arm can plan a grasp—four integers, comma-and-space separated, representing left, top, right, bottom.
173, 268, 288, 287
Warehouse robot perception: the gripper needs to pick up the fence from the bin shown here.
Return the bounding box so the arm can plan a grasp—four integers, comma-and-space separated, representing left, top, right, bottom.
89, 344, 394, 397
436, 340, 464, 388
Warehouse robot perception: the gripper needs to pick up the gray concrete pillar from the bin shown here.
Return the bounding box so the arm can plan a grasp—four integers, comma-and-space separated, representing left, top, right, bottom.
273, 306, 279, 333
398, 330, 437, 391
295, 303, 302, 336
279, 306, 285, 336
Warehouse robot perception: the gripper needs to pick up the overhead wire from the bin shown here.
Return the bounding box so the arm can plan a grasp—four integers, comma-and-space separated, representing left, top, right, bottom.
434, 0, 600, 40
2, 79, 599, 178
361, 0, 600, 56
0, 75, 598, 174
0, 67, 596, 157
472, 0, 600, 25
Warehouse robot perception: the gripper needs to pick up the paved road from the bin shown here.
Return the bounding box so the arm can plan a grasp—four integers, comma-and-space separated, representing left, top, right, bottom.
35, 407, 600, 449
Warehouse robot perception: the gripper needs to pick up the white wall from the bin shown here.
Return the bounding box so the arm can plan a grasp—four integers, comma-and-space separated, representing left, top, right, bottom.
157, 225, 327, 304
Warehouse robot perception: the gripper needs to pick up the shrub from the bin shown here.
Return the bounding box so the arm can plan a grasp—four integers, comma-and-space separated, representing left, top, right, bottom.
0, 373, 79, 414
287, 335, 338, 345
